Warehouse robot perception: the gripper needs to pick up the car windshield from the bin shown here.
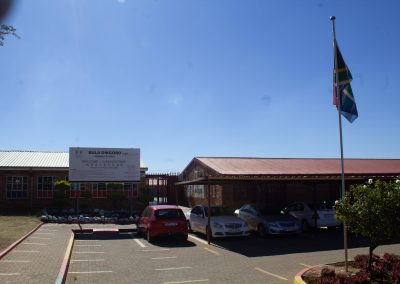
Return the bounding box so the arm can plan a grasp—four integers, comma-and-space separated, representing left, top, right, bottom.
308, 202, 335, 210
204, 206, 228, 217
155, 209, 184, 220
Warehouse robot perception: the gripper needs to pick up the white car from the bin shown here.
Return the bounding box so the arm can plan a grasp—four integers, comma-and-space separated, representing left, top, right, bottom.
188, 205, 250, 238
234, 204, 300, 237
284, 201, 342, 231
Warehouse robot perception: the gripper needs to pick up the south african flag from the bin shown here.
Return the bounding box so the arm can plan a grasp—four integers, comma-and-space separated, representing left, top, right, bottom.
333, 43, 358, 123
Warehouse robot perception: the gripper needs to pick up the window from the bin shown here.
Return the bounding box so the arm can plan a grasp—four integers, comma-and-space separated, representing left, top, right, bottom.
92, 183, 107, 198
69, 183, 85, 198
155, 209, 183, 220
6, 176, 28, 199
191, 206, 202, 215
123, 183, 138, 198
37, 176, 58, 199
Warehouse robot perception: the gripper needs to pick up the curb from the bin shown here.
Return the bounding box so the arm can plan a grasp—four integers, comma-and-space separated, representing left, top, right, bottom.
0, 222, 43, 260
55, 232, 75, 284
293, 265, 321, 284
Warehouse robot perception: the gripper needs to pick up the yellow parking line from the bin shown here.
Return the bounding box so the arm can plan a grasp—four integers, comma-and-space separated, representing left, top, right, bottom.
0, 273, 21, 276
203, 247, 220, 256
188, 234, 208, 245
254, 267, 288, 281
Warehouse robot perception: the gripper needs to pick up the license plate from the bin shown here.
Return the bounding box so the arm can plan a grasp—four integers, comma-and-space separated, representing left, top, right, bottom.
164, 222, 177, 227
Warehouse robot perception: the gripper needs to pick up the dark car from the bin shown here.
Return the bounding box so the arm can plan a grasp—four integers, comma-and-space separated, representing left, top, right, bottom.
137, 205, 188, 242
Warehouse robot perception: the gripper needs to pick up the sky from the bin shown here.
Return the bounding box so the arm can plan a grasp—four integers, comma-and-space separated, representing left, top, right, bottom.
1, 0, 399, 173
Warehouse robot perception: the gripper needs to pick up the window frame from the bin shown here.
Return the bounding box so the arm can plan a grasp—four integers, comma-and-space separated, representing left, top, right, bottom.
6, 176, 28, 199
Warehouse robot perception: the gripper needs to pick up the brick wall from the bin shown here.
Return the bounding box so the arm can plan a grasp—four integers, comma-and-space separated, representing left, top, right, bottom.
0, 169, 143, 213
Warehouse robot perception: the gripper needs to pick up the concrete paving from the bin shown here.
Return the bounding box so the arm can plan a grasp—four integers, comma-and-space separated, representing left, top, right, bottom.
0, 223, 134, 284
2, 223, 400, 284
0, 223, 72, 284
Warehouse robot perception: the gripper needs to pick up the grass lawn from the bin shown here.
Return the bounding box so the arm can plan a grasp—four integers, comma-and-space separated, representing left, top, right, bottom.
0, 215, 41, 252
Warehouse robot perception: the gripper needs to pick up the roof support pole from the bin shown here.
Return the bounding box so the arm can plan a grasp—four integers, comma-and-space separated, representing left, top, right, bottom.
207, 183, 211, 245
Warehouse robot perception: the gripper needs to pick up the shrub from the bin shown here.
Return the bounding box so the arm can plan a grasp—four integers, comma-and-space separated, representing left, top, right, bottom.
315, 253, 400, 283
335, 178, 400, 272
392, 262, 400, 283
354, 254, 379, 270
317, 267, 336, 284
54, 180, 71, 191
346, 272, 370, 284
335, 272, 347, 284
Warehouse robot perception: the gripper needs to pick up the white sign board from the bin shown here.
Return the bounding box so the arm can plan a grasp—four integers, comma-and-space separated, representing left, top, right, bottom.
69, 147, 140, 182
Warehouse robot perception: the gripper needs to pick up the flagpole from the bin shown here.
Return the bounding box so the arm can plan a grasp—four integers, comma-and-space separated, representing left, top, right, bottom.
330, 15, 349, 273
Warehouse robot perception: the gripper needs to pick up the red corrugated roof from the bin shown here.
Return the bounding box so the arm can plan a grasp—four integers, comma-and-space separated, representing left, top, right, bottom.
195, 157, 400, 176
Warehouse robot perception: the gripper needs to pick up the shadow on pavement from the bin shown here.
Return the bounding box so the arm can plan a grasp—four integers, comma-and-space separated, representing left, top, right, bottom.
74, 233, 135, 240
191, 229, 400, 257
149, 238, 197, 248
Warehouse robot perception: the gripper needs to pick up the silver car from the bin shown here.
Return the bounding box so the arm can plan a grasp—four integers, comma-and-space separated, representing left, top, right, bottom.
234, 204, 300, 237
284, 201, 341, 231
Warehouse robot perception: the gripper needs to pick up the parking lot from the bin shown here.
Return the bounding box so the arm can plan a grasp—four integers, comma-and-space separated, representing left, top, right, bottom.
1, 223, 400, 284
65, 228, 400, 284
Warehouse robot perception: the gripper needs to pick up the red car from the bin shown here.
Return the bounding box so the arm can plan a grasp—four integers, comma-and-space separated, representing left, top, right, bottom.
137, 205, 188, 242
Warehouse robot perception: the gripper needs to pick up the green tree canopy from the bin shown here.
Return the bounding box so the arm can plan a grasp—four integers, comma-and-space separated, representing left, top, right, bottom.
335, 178, 400, 270
54, 180, 71, 191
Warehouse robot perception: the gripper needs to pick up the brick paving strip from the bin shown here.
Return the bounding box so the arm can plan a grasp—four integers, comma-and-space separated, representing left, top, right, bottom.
0, 223, 43, 260
59, 226, 136, 283
0, 224, 75, 284
55, 232, 75, 284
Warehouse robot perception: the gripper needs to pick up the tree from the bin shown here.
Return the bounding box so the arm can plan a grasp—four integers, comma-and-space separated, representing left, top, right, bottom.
138, 185, 153, 208
335, 178, 400, 271
54, 180, 71, 208
106, 182, 125, 211
0, 24, 19, 46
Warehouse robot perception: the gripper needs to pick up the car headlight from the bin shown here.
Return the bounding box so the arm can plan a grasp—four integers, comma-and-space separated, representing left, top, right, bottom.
213, 222, 223, 229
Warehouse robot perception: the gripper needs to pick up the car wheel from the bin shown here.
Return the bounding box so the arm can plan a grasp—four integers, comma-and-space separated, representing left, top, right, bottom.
182, 234, 188, 241
301, 220, 310, 232
146, 230, 153, 242
257, 224, 266, 238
